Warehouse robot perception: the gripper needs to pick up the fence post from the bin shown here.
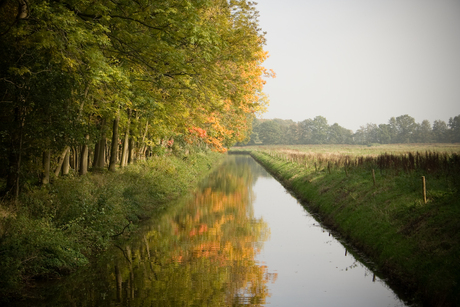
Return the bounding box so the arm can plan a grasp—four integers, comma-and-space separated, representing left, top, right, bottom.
422, 176, 427, 204
372, 169, 376, 186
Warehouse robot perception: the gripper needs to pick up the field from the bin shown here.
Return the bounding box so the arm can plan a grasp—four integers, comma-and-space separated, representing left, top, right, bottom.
234, 144, 460, 307
233, 143, 460, 156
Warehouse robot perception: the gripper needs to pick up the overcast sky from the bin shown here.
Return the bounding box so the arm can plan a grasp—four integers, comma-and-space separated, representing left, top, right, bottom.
256, 0, 460, 132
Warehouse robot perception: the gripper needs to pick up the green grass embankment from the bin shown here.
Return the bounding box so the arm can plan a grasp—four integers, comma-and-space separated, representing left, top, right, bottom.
251, 150, 460, 307
0, 151, 223, 301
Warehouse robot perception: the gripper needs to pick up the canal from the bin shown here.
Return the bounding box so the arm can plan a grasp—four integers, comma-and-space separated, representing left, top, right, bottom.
24, 155, 409, 306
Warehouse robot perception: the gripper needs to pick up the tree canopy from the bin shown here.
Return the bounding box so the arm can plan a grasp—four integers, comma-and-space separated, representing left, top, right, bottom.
0, 0, 272, 198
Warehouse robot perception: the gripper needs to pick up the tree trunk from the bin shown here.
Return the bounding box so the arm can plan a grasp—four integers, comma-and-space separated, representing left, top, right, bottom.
109, 115, 119, 172
105, 141, 110, 166
70, 147, 76, 170
92, 142, 100, 169
75, 146, 79, 171
96, 138, 106, 169
62, 149, 70, 175
72, 146, 80, 171
120, 109, 131, 168
42, 150, 51, 185
96, 121, 107, 169
6, 135, 22, 200
5, 107, 24, 201
79, 135, 89, 175
128, 137, 135, 164
93, 118, 107, 170
139, 121, 149, 161
87, 146, 91, 170
54, 146, 70, 176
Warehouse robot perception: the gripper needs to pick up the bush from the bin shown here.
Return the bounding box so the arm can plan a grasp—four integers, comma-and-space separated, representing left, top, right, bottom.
0, 215, 88, 296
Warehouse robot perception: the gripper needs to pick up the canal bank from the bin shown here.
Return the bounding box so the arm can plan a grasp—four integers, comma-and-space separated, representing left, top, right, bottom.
14, 154, 408, 307
0, 151, 224, 303
250, 151, 460, 307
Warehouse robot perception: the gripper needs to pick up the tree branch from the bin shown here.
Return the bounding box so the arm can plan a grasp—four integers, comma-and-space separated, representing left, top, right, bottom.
17, 0, 29, 20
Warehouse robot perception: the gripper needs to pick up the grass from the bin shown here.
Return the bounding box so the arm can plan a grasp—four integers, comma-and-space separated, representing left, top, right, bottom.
240, 144, 460, 307
233, 143, 460, 156
0, 151, 223, 302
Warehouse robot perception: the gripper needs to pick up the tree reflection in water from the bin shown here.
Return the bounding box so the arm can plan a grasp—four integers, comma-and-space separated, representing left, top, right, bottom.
29, 155, 274, 306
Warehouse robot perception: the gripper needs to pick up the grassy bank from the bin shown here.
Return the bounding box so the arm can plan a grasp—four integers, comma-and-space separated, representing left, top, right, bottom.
247, 145, 460, 307
0, 151, 223, 301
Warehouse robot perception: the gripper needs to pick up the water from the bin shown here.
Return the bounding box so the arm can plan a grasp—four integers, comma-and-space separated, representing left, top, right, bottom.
252, 176, 406, 307
23, 155, 409, 306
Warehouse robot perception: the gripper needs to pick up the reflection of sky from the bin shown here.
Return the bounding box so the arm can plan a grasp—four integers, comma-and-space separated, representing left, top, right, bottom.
252, 176, 406, 307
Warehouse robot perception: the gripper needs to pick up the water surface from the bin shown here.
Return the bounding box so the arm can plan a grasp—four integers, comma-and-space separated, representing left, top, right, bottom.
252, 175, 406, 306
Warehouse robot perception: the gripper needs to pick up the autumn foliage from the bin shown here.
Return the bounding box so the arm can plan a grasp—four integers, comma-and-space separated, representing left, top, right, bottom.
0, 0, 273, 197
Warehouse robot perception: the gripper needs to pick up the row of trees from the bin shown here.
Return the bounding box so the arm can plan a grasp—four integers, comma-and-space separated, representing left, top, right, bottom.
247, 114, 460, 145
0, 0, 272, 199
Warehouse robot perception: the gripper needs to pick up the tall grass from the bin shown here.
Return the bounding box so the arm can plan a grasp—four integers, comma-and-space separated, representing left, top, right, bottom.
234, 143, 460, 156
260, 149, 460, 176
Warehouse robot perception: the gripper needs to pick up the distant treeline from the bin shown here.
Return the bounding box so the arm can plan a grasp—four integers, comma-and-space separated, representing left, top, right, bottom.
244, 114, 460, 145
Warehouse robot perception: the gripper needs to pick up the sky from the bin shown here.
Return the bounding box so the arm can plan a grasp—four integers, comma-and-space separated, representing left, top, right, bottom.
255, 0, 460, 132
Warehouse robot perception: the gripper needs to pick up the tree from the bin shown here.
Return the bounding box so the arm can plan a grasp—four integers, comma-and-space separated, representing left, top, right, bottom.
299, 119, 314, 144
394, 115, 417, 143
354, 123, 379, 145
448, 115, 460, 143
328, 123, 353, 144
432, 120, 449, 143
311, 116, 329, 144
377, 124, 394, 144
366, 123, 380, 144
413, 120, 432, 143
286, 122, 301, 145
354, 126, 367, 145
258, 121, 281, 145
